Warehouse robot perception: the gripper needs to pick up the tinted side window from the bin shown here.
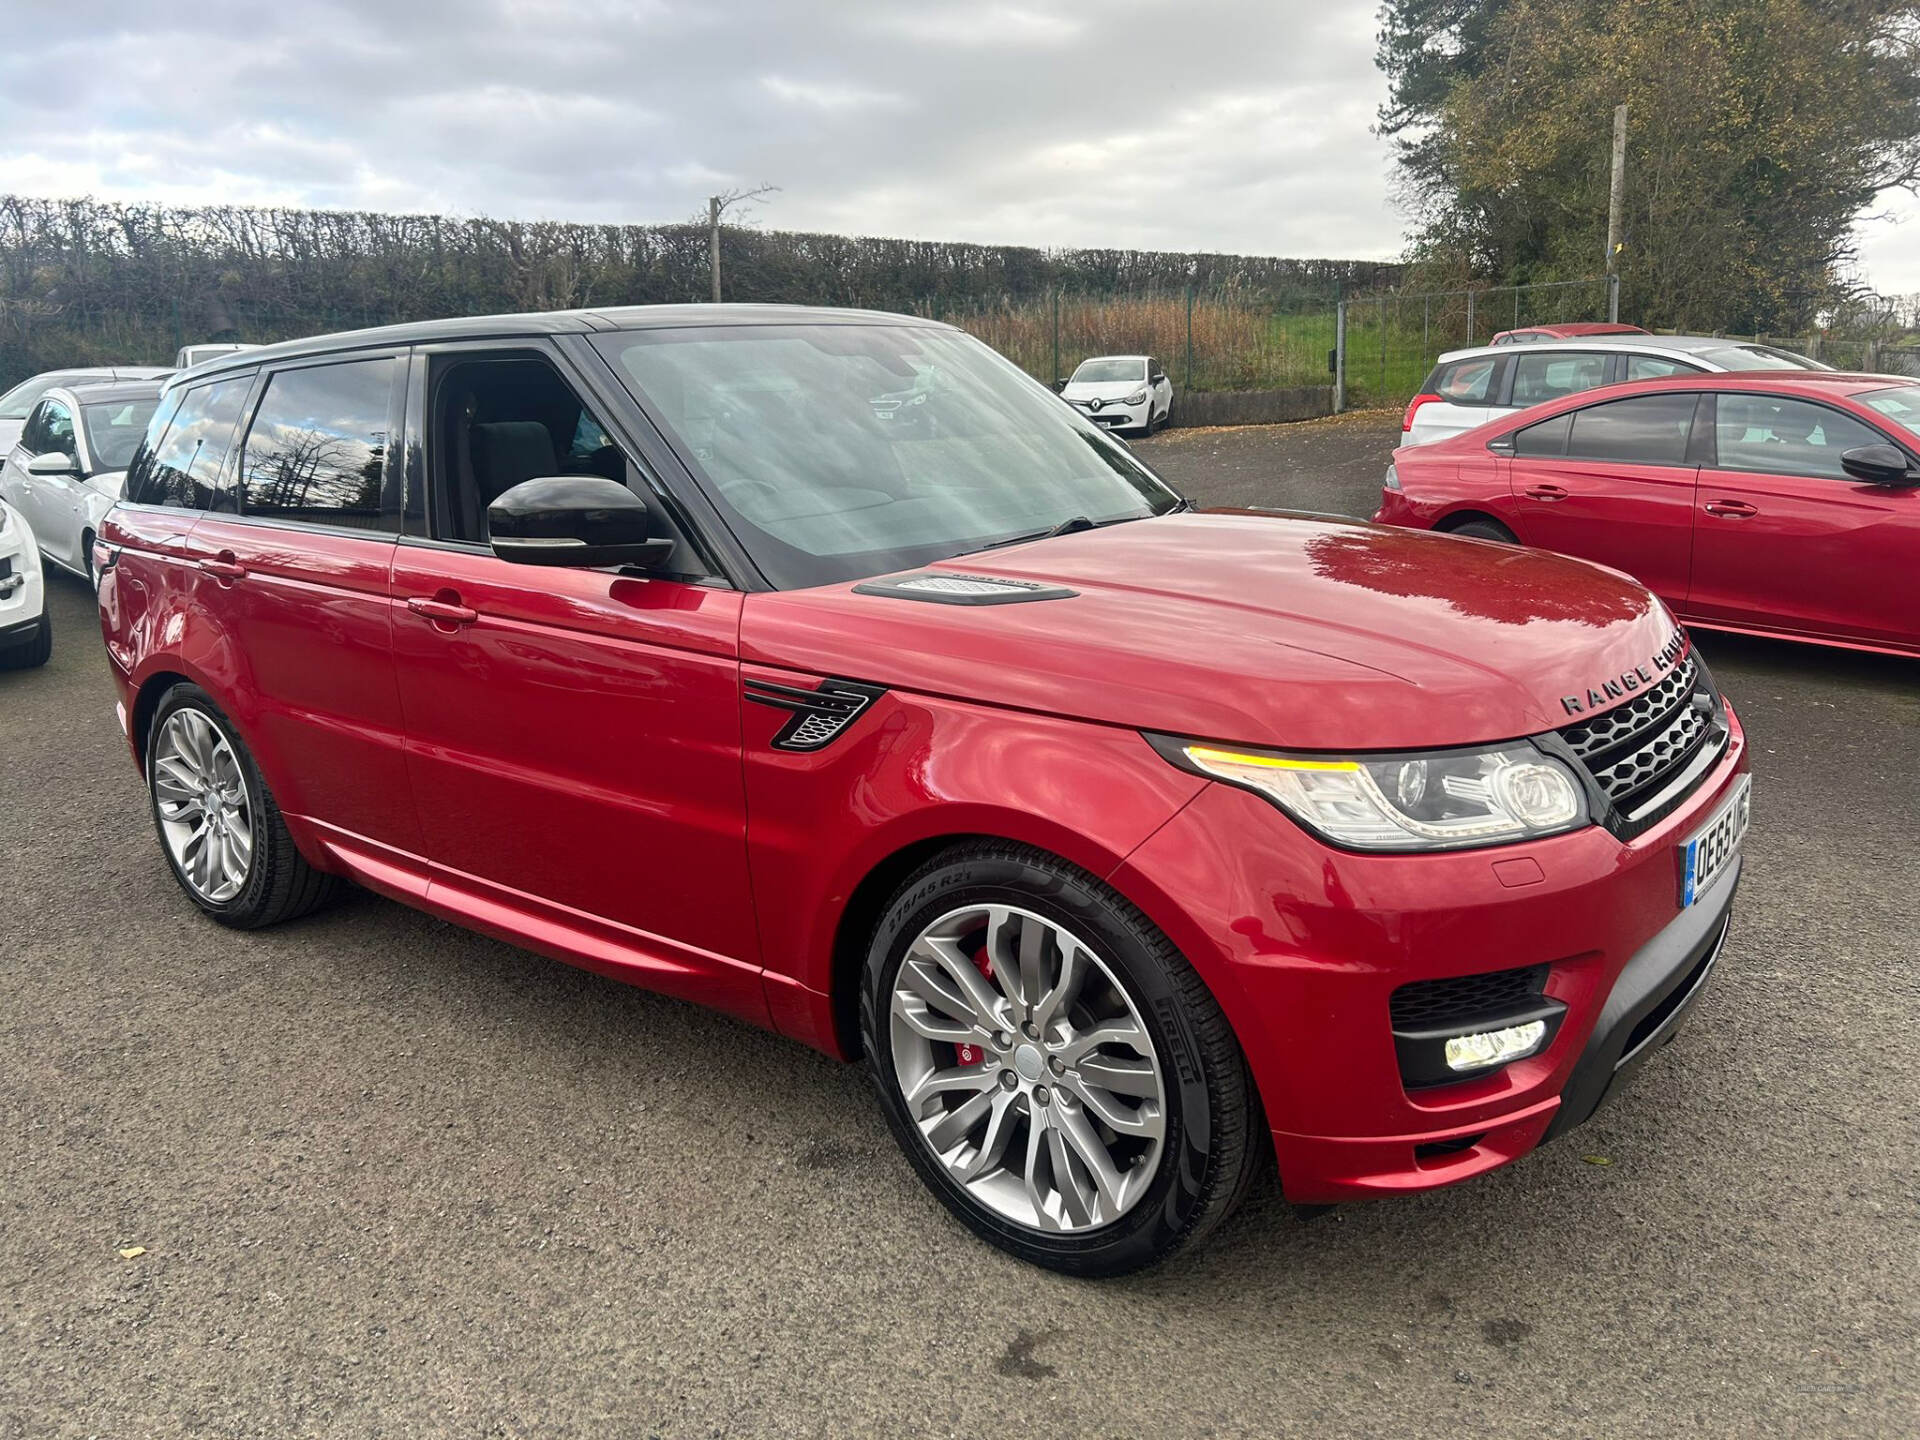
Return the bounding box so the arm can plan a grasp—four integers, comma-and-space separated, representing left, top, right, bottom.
23, 400, 76, 458
1625, 355, 1702, 381
1513, 411, 1572, 458
1714, 395, 1889, 480
18, 401, 49, 454
240, 359, 398, 529
128, 378, 252, 509
1512, 352, 1609, 406
1566, 394, 1698, 465
1435, 357, 1499, 404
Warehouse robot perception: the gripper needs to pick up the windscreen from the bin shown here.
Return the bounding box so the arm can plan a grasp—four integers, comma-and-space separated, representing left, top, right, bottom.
1071, 358, 1146, 384
1699, 344, 1829, 372
597, 324, 1182, 589
1859, 385, 1920, 436
84, 397, 162, 471
0, 373, 84, 421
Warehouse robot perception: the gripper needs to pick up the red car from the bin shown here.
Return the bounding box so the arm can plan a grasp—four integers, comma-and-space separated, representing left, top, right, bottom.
1489, 322, 1650, 345
1377, 371, 1920, 658
98, 307, 1749, 1275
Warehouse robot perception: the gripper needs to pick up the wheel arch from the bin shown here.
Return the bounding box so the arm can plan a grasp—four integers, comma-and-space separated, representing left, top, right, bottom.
129, 668, 197, 777
1435, 507, 1519, 541
827, 832, 993, 1061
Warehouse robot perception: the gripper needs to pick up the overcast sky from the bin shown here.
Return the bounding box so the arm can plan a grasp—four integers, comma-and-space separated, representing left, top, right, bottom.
1, 0, 1914, 291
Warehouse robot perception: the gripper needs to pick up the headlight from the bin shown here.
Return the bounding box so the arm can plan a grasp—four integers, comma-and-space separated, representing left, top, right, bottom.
1155, 738, 1588, 851
1383, 463, 1401, 491
1125, 387, 1149, 405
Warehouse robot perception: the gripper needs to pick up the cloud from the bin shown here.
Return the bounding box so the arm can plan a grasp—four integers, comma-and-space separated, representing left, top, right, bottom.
0, 0, 1409, 263
761, 76, 911, 114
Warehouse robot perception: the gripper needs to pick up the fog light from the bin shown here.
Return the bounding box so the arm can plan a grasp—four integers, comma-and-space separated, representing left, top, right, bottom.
1445, 1019, 1548, 1072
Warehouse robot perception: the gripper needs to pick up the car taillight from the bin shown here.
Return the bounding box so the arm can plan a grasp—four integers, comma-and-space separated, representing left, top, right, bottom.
1403, 393, 1441, 432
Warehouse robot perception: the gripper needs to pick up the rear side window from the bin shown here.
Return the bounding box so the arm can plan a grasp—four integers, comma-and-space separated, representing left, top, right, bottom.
1566, 394, 1699, 465
1433, 358, 1499, 404
1513, 412, 1573, 458
1714, 394, 1889, 480
127, 378, 252, 510
1625, 355, 1702, 381
240, 358, 399, 530
1512, 352, 1608, 406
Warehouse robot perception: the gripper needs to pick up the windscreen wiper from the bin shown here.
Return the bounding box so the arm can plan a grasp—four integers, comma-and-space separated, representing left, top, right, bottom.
969, 511, 1149, 555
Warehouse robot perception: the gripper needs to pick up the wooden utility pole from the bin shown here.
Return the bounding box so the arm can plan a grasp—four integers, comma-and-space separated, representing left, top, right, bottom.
1605, 103, 1627, 322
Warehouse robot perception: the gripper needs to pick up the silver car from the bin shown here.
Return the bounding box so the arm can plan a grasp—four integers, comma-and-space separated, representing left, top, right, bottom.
0, 380, 166, 587
1399, 334, 1831, 448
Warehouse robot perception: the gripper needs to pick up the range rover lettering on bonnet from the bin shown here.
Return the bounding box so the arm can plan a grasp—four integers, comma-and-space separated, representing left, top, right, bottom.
1561, 631, 1689, 716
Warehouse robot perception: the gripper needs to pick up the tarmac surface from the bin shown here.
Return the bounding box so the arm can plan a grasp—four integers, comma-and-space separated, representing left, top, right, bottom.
2, 416, 1916, 1437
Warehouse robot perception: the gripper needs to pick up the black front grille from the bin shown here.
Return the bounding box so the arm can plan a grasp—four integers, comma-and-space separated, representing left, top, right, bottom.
1390, 963, 1548, 1032
1557, 654, 1721, 816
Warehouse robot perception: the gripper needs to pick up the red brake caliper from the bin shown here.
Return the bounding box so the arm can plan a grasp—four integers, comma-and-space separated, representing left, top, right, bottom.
953, 942, 993, 1067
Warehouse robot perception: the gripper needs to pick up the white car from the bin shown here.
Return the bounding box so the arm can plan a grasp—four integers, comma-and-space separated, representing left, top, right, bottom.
0, 365, 172, 456
175, 343, 258, 369
0, 496, 50, 669
0, 380, 165, 587
1399, 333, 1832, 448
1060, 355, 1174, 434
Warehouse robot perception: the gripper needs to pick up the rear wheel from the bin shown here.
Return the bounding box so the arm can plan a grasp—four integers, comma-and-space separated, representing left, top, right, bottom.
1447, 517, 1517, 543
861, 842, 1259, 1276
147, 684, 340, 928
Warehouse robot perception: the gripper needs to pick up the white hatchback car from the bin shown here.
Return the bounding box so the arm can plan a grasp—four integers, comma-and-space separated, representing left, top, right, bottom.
0, 496, 50, 668
1060, 355, 1174, 434
0, 380, 165, 587
1399, 334, 1830, 448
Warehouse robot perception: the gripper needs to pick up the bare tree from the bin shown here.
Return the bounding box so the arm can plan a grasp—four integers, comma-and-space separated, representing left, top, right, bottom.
707, 185, 779, 303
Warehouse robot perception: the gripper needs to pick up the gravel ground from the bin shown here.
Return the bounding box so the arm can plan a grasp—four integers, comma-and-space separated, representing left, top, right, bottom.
2, 417, 1916, 1438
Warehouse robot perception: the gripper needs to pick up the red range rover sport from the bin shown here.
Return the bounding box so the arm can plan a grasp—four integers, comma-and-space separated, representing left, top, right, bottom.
98, 307, 1751, 1274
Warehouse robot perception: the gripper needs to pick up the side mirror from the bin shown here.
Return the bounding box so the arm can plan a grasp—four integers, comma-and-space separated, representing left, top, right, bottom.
487, 476, 676, 569
1839, 444, 1916, 486
1051, 379, 1068, 393
1150, 372, 1167, 386
26, 451, 80, 477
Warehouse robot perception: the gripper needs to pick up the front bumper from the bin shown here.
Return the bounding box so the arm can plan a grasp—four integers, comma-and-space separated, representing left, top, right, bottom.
1111, 707, 1749, 1204
1070, 400, 1149, 430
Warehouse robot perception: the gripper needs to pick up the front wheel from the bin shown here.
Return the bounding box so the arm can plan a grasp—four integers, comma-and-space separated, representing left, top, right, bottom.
0, 610, 51, 669
860, 842, 1260, 1275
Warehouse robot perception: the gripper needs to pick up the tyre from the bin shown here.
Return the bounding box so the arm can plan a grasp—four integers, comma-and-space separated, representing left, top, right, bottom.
861, 841, 1259, 1276
146, 683, 340, 928
0, 612, 51, 669
82, 530, 97, 591
1447, 518, 1517, 543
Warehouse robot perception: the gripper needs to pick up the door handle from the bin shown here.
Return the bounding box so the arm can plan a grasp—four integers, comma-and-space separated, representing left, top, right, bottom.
197, 552, 248, 582
1523, 484, 1569, 501
406, 595, 479, 626
1702, 499, 1758, 519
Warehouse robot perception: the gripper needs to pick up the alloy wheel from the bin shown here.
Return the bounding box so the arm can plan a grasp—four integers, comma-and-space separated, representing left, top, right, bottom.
151, 709, 254, 903
888, 903, 1166, 1232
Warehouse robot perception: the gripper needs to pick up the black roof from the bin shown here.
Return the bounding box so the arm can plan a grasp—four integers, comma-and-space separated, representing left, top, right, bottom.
177, 304, 950, 384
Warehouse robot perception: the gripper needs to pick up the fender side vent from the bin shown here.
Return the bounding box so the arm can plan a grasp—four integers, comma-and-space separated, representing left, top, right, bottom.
744, 678, 887, 752
851, 572, 1077, 605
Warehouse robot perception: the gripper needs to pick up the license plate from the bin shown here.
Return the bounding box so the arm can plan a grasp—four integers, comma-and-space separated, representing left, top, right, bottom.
1681, 775, 1750, 907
